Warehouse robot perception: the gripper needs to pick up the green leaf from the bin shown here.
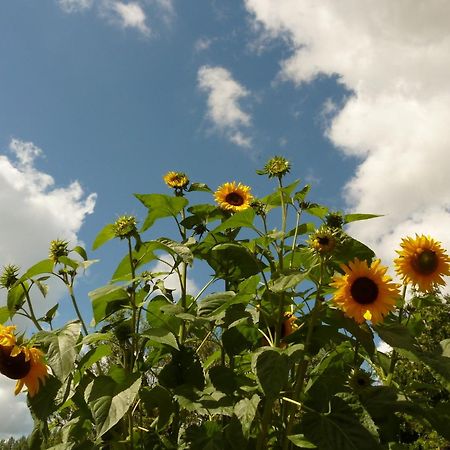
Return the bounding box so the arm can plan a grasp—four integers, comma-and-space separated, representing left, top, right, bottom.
40, 303, 59, 323
92, 224, 115, 250
20, 259, 54, 280
207, 243, 264, 281
155, 237, 193, 265
28, 375, 62, 420
287, 435, 317, 448
78, 345, 112, 373
344, 213, 382, 224
42, 321, 81, 381
305, 205, 329, 218
270, 271, 309, 293
135, 193, 188, 231
197, 291, 236, 318
234, 394, 260, 438
0, 306, 10, 324
212, 208, 256, 233
89, 284, 129, 325
7, 284, 26, 314
334, 236, 375, 264
143, 328, 179, 350
209, 366, 238, 395
112, 241, 158, 280
88, 372, 141, 438
141, 385, 175, 429
252, 348, 289, 398
300, 396, 383, 450
188, 182, 212, 192
72, 245, 88, 260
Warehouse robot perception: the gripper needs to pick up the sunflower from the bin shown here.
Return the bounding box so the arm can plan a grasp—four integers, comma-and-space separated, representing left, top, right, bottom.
348, 368, 372, 393
394, 234, 450, 292
309, 228, 337, 254
163, 171, 189, 189
214, 182, 253, 213
0, 327, 48, 397
331, 259, 400, 324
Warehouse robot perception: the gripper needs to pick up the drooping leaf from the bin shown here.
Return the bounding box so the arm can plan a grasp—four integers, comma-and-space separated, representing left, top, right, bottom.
88, 372, 141, 438
141, 385, 175, 429
41, 321, 82, 381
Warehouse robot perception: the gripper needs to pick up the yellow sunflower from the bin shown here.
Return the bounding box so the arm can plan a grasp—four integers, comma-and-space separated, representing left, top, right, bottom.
309, 228, 337, 254
0, 325, 17, 348
0, 343, 48, 397
331, 259, 400, 324
163, 171, 189, 189
214, 182, 253, 212
394, 234, 450, 292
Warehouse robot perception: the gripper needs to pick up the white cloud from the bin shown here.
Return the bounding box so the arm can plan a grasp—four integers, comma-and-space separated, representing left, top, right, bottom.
0, 379, 33, 439
0, 139, 96, 439
151, 257, 199, 297
194, 37, 214, 53
198, 65, 253, 148
376, 340, 392, 355
245, 0, 450, 275
57, 0, 93, 13
110, 2, 150, 36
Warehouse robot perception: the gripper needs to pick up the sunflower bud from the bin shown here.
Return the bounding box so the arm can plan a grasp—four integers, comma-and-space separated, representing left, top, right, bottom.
0, 265, 20, 289
113, 216, 137, 239
309, 228, 337, 255
49, 239, 69, 262
258, 156, 291, 179
325, 212, 344, 230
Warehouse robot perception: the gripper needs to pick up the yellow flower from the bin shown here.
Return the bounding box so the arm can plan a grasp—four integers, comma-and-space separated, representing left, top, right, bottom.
394, 234, 450, 292
14, 347, 48, 397
0, 343, 48, 397
0, 325, 17, 348
331, 259, 400, 324
214, 182, 253, 212
309, 228, 337, 254
281, 313, 298, 339
163, 171, 189, 189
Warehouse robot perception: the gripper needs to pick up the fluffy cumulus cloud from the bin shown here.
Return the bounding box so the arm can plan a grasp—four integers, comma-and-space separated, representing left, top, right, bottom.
198, 65, 253, 148
0, 139, 96, 438
245, 0, 450, 271
110, 1, 150, 35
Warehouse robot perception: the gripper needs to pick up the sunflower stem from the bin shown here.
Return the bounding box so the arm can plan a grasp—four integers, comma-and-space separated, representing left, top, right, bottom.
20, 282, 43, 331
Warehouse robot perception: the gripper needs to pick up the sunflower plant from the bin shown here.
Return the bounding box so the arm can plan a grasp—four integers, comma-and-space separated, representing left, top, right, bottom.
0, 158, 449, 450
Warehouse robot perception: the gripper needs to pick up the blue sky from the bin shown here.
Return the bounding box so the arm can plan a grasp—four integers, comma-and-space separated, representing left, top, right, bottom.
1, 0, 450, 438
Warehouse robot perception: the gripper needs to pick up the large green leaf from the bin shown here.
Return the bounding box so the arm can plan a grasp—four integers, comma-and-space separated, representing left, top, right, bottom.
143, 328, 179, 350
141, 385, 175, 429
300, 396, 382, 450
87, 371, 141, 438
7, 284, 26, 314
207, 243, 263, 281
252, 348, 289, 399
234, 394, 260, 438
211, 208, 256, 233
20, 259, 54, 280
28, 375, 62, 421
42, 321, 81, 381
270, 271, 309, 293
197, 291, 236, 318
135, 193, 188, 231
0, 306, 10, 324
89, 284, 129, 325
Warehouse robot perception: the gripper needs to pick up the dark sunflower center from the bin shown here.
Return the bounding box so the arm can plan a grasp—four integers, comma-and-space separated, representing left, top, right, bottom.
225, 192, 244, 206
318, 236, 330, 246
412, 249, 439, 275
350, 277, 379, 305
357, 377, 368, 386
0, 347, 31, 380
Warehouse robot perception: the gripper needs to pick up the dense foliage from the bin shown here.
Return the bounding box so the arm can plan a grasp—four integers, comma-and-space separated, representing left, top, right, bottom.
0, 158, 449, 449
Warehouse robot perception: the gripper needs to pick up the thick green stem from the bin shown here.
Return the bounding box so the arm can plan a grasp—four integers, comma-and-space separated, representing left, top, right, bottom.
68, 285, 89, 336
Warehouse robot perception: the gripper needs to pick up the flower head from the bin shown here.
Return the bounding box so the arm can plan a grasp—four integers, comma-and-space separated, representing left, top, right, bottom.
163, 171, 189, 189
309, 228, 337, 254
394, 234, 450, 292
0, 325, 17, 348
331, 259, 400, 324
281, 313, 298, 339
348, 368, 372, 392
49, 239, 69, 263
12, 347, 48, 397
258, 156, 291, 179
0, 265, 20, 289
325, 212, 345, 230
214, 182, 253, 213
113, 215, 137, 239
